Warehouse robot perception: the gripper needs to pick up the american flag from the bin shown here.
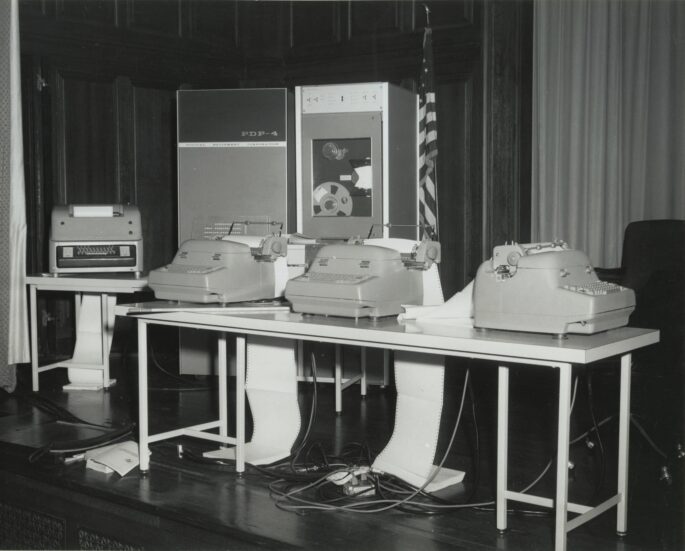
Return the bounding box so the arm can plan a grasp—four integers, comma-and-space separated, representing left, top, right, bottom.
418, 23, 438, 240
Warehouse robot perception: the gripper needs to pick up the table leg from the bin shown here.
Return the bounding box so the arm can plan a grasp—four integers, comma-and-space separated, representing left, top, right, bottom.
335, 344, 342, 413
382, 350, 390, 388
497, 365, 510, 531
218, 333, 228, 440
74, 292, 81, 323
360, 348, 367, 397
101, 293, 110, 388
554, 363, 573, 551
29, 286, 39, 392
236, 334, 246, 473
137, 320, 150, 473
617, 353, 632, 535
297, 340, 304, 378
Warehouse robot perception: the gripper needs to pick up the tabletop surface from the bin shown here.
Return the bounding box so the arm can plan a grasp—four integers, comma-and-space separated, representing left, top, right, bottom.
27, 273, 149, 291
116, 301, 659, 365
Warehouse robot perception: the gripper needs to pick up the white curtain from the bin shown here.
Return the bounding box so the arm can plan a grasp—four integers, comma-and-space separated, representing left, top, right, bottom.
532, 0, 685, 267
0, 0, 30, 391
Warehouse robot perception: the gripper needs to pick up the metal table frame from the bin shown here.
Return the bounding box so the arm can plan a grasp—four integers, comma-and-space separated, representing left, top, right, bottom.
27, 274, 147, 391
118, 307, 658, 551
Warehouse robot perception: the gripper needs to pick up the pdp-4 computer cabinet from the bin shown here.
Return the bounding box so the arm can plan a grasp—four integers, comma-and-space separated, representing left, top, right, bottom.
177, 89, 294, 241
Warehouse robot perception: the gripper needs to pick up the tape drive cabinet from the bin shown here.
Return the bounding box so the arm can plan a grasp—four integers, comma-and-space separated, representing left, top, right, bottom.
295, 82, 418, 240
49, 204, 143, 275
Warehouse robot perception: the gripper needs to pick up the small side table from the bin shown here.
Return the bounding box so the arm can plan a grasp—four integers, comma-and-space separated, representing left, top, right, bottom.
27, 274, 148, 391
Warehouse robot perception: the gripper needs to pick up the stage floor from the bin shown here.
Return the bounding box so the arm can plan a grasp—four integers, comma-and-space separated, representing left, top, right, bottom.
0, 350, 682, 550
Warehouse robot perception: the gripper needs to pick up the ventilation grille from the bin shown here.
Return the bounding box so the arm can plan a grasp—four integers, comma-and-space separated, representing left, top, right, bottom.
78, 528, 142, 551
0, 501, 65, 549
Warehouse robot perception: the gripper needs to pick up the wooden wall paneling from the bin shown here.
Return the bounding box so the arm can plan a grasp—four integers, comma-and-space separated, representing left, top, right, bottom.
20, 25, 242, 89
347, 1, 409, 39
289, 1, 342, 50
19, 0, 53, 19
274, 27, 423, 87
435, 78, 482, 296
238, 1, 288, 59
464, 67, 484, 283
52, 69, 119, 205
20, 0, 246, 87
185, 0, 238, 48
125, 0, 181, 37
132, 85, 177, 272
115, 76, 135, 205
482, 0, 532, 254
418, 1, 474, 29
50, 66, 66, 204
21, 54, 47, 274
55, 0, 117, 26
431, 2, 484, 290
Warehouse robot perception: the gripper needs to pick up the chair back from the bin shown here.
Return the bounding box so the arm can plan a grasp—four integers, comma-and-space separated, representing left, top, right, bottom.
620, 219, 685, 291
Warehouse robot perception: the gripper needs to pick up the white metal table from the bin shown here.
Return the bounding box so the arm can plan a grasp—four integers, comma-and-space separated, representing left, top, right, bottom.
27, 274, 148, 391
115, 305, 658, 551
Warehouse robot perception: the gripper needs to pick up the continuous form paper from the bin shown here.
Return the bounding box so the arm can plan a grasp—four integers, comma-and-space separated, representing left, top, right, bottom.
368, 238, 465, 490
66, 294, 117, 389
399, 280, 474, 327
371, 352, 465, 491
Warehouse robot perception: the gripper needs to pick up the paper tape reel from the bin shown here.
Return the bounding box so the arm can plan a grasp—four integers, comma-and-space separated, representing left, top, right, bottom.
313, 182, 353, 216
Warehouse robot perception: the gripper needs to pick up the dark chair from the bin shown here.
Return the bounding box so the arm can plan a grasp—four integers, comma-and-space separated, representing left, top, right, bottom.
597, 220, 685, 472
596, 219, 685, 290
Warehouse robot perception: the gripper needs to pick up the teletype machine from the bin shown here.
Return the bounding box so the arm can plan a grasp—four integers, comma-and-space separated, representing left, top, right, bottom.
49, 204, 143, 275
473, 241, 636, 335
39, 204, 145, 391
148, 234, 290, 303
286, 239, 441, 319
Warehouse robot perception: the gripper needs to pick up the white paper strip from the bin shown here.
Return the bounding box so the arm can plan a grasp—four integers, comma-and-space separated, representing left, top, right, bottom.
72, 205, 114, 218
206, 335, 301, 465
221, 235, 263, 247
66, 294, 117, 389
399, 280, 474, 328
372, 351, 465, 492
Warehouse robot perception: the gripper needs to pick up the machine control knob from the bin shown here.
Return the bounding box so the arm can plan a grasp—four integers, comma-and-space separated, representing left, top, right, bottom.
507, 251, 521, 266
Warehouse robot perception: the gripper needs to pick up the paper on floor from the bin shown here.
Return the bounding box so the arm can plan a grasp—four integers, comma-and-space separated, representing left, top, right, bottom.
85, 440, 139, 476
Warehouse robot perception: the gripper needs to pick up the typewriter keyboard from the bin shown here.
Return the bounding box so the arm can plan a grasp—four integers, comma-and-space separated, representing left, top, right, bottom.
563, 281, 626, 295
76, 245, 118, 257
303, 272, 369, 284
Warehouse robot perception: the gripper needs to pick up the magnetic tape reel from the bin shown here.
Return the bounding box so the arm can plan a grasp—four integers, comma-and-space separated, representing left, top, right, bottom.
312, 182, 353, 216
